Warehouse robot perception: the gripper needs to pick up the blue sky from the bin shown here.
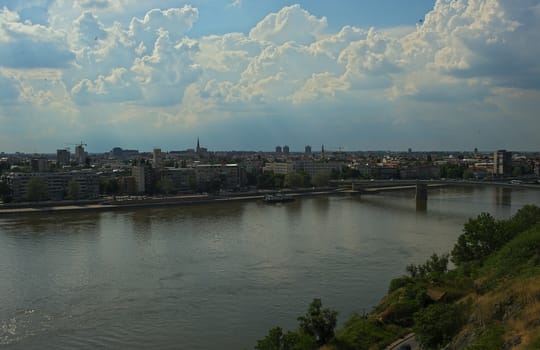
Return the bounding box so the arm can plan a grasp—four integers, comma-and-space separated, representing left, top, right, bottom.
0, 0, 539, 153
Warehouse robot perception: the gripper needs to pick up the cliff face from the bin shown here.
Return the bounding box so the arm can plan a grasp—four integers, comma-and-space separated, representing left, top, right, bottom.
365, 209, 540, 350
444, 224, 540, 350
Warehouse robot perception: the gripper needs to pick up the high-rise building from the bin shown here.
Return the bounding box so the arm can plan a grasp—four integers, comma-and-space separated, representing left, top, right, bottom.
275, 146, 282, 154
153, 148, 163, 168
305, 145, 312, 154
283, 145, 290, 155
74, 144, 87, 165
56, 149, 70, 165
494, 150, 512, 176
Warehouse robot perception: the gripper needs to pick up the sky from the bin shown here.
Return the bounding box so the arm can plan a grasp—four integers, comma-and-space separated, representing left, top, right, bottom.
0, 0, 539, 153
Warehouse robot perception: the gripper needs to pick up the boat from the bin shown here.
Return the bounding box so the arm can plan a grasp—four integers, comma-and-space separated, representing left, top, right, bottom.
263, 193, 295, 203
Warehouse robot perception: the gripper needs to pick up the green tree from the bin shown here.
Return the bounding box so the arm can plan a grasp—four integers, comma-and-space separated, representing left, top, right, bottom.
297, 298, 338, 347
451, 213, 507, 266
413, 303, 468, 349
311, 173, 330, 187
255, 327, 316, 350
67, 178, 80, 199
100, 178, 120, 195
505, 204, 540, 236
0, 180, 13, 203
156, 177, 175, 195
25, 177, 48, 202
284, 172, 305, 189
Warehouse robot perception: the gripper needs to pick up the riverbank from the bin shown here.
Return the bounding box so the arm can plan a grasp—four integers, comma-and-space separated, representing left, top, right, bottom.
0, 188, 339, 216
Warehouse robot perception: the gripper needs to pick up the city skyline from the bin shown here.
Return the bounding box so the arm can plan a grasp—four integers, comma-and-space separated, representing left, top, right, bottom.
1, 0, 540, 153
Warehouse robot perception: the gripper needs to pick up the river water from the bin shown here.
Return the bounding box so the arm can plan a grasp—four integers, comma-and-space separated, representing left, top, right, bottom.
1, 186, 539, 349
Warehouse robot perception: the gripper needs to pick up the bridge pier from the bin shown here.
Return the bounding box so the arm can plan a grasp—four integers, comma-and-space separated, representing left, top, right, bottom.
415, 184, 428, 201
416, 184, 428, 212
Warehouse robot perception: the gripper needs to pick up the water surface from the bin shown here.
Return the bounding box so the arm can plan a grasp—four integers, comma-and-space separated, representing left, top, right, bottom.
1, 186, 538, 349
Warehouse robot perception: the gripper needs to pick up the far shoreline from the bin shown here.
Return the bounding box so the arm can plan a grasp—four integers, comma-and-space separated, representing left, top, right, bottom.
0, 188, 340, 217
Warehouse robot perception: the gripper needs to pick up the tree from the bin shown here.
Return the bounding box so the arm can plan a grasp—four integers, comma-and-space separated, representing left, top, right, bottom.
0, 180, 13, 203
312, 173, 330, 187
451, 213, 506, 266
297, 298, 338, 347
413, 303, 468, 349
255, 327, 316, 350
67, 178, 80, 199
25, 177, 48, 202
284, 172, 305, 189
156, 177, 175, 195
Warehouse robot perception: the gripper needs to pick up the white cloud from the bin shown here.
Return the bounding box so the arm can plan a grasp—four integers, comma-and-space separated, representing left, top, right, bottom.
249, 4, 328, 45
1, 1, 540, 151
0, 7, 73, 68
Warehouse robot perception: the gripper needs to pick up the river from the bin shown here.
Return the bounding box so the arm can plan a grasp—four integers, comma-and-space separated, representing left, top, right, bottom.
1, 186, 539, 349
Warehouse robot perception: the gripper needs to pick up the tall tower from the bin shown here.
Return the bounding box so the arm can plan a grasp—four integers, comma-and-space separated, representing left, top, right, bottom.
153, 148, 163, 168
196, 138, 201, 154
494, 150, 512, 177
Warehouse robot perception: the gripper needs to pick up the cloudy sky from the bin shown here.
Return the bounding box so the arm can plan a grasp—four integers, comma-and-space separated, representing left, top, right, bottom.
0, 0, 539, 153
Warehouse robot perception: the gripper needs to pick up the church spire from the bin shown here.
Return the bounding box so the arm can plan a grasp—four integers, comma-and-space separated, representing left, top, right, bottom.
196, 137, 200, 153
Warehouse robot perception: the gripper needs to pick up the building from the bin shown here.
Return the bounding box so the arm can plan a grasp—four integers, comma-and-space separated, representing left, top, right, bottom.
56, 149, 70, 165
305, 145, 312, 155
494, 150, 512, 177
2, 171, 99, 202
193, 164, 244, 190
263, 162, 294, 175
31, 158, 49, 172
283, 145, 290, 155
400, 166, 440, 180
294, 161, 341, 178
153, 148, 163, 168
160, 167, 196, 192
275, 146, 282, 154
132, 165, 154, 193
74, 144, 87, 165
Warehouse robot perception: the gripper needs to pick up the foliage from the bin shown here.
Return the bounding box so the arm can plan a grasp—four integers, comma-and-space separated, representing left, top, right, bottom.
156, 177, 175, 195
388, 276, 412, 293
311, 173, 330, 187
405, 253, 449, 280
465, 323, 504, 350
505, 204, 540, 236
297, 298, 338, 347
439, 164, 465, 179
0, 180, 13, 202
335, 314, 407, 350
481, 224, 540, 281
413, 302, 468, 349
67, 178, 80, 199
255, 327, 316, 350
257, 172, 285, 190
100, 178, 119, 195
25, 176, 48, 201
451, 213, 507, 267
284, 172, 309, 189
452, 205, 540, 268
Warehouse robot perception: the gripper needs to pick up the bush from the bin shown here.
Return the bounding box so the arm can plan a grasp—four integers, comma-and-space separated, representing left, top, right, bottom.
297, 299, 338, 347
413, 303, 468, 349
466, 323, 504, 350
388, 276, 411, 293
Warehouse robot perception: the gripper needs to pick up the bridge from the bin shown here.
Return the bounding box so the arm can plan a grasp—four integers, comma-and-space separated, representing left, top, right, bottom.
332, 179, 540, 203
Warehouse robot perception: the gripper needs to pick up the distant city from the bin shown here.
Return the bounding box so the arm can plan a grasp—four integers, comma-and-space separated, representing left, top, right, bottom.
0, 140, 539, 203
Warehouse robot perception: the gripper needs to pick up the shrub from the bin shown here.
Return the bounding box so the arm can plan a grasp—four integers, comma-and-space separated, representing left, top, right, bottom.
413, 303, 468, 349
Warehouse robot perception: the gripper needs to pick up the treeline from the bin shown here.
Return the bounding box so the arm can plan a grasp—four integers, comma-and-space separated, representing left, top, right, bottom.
253, 204, 540, 349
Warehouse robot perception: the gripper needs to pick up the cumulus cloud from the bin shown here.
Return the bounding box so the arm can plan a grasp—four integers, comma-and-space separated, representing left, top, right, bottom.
1, 0, 540, 151
0, 7, 74, 68
249, 4, 328, 45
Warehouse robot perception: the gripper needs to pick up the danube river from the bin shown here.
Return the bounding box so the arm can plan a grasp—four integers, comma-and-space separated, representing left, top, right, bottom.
1, 186, 539, 349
